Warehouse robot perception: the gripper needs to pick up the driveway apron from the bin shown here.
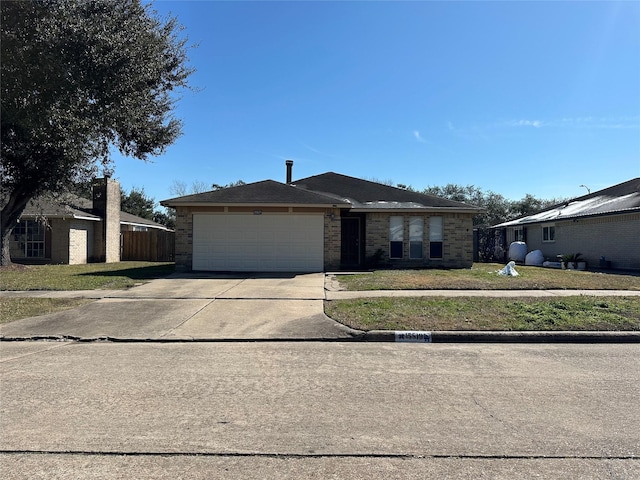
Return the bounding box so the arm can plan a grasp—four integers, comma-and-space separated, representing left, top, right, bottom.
0, 273, 355, 340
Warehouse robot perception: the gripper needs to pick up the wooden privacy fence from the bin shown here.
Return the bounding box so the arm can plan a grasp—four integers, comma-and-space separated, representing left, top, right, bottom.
121, 230, 175, 262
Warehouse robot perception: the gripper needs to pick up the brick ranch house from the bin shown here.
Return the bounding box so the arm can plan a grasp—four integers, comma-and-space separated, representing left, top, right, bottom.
161, 161, 482, 272
492, 177, 640, 271
10, 178, 171, 265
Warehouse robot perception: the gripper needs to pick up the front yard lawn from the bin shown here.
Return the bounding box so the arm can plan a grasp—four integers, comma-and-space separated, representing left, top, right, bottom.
334, 263, 640, 291
0, 262, 175, 291
325, 296, 640, 331
0, 298, 93, 325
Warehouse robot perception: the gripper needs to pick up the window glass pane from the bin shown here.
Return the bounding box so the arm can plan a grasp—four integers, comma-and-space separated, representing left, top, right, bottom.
430, 241, 443, 259
390, 241, 403, 259
31, 223, 44, 241
389, 216, 403, 241
409, 217, 423, 259
549, 226, 555, 241
429, 217, 443, 241
409, 217, 423, 240
21, 220, 46, 257
410, 241, 423, 259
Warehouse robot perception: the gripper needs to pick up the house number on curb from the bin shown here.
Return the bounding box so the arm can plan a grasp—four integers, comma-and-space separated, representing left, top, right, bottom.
395, 331, 432, 343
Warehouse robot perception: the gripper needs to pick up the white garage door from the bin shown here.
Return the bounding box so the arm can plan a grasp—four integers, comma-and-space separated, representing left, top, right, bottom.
192, 214, 324, 272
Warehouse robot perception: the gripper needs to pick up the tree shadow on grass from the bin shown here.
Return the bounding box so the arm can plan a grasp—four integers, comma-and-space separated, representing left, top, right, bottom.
78, 264, 175, 280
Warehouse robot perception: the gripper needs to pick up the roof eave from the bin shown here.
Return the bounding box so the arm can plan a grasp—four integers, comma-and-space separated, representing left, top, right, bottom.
492, 207, 640, 228
161, 202, 352, 208
120, 220, 171, 229
19, 213, 101, 221
349, 207, 484, 214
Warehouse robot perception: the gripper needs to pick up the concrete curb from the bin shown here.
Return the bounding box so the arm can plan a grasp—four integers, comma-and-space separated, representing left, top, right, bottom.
360, 330, 640, 343
2, 330, 639, 343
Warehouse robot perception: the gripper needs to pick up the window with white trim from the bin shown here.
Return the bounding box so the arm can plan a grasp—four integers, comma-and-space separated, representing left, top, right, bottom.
409, 217, 423, 259
429, 216, 443, 259
389, 216, 403, 259
13, 220, 45, 258
542, 224, 555, 243
514, 228, 525, 242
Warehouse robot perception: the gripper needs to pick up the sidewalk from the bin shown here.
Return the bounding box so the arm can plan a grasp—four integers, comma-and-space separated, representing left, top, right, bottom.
326, 289, 640, 300
2, 288, 640, 300
2, 284, 639, 344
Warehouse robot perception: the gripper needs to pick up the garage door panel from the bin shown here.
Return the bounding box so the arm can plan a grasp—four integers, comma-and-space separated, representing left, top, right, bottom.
193, 214, 323, 272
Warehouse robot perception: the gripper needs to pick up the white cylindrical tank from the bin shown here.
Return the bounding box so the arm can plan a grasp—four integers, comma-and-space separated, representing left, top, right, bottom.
508, 242, 527, 263
525, 249, 544, 266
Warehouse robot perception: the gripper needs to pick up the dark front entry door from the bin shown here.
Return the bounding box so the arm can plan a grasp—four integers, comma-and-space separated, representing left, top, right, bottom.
341, 217, 361, 266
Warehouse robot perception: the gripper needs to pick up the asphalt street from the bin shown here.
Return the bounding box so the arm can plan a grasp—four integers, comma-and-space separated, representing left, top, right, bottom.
1, 342, 639, 479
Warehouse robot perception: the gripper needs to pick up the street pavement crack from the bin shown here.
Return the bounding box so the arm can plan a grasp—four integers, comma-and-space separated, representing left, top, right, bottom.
0, 450, 637, 460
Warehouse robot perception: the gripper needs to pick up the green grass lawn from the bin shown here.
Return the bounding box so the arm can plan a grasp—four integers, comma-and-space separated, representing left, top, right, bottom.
0, 298, 93, 325
0, 262, 175, 291
335, 263, 640, 291
325, 296, 640, 332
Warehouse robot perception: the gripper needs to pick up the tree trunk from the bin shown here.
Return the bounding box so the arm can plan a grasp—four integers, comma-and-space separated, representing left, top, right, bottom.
0, 188, 33, 266
1, 226, 12, 267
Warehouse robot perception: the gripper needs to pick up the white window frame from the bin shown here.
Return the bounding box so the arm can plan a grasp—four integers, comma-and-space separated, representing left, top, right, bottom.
542, 224, 555, 243
514, 228, 525, 242
13, 220, 45, 258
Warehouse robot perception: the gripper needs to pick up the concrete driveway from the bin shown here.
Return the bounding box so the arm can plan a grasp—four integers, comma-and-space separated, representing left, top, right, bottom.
0, 273, 357, 340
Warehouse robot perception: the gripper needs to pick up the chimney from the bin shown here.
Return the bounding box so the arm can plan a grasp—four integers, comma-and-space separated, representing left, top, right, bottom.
92, 177, 121, 263
286, 160, 293, 184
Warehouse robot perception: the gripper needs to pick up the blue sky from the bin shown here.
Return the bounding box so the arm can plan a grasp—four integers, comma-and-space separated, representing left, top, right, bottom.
112, 0, 640, 205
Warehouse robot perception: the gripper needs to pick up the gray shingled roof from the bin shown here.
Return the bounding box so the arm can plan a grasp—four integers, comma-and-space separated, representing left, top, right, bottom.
20, 193, 101, 220
292, 172, 483, 211
161, 180, 350, 206
20, 193, 170, 230
494, 177, 640, 227
162, 174, 483, 212
119, 212, 171, 230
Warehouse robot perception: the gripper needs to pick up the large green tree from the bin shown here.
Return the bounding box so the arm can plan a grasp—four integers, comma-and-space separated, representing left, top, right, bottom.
121, 187, 155, 221
0, 0, 193, 265
422, 184, 565, 227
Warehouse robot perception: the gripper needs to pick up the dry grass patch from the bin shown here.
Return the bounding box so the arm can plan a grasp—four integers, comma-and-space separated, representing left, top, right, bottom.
335, 263, 640, 291
0, 298, 93, 324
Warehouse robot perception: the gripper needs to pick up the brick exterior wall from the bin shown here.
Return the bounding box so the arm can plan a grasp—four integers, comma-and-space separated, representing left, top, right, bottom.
512, 213, 640, 270
92, 178, 121, 263
324, 208, 341, 270
50, 218, 70, 264
174, 206, 194, 271
68, 220, 91, 264
173, 206, 475, 271
364, 212, 474, 268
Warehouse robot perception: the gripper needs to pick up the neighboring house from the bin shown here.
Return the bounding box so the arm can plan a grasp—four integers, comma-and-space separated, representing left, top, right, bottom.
492, 178, 640, 271
10, 178, 171, 265
161, 161, 482, 272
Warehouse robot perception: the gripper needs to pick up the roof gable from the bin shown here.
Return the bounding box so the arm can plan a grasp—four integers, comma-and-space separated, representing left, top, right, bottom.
161, 179, 348, 206
494, 178, 640, 227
